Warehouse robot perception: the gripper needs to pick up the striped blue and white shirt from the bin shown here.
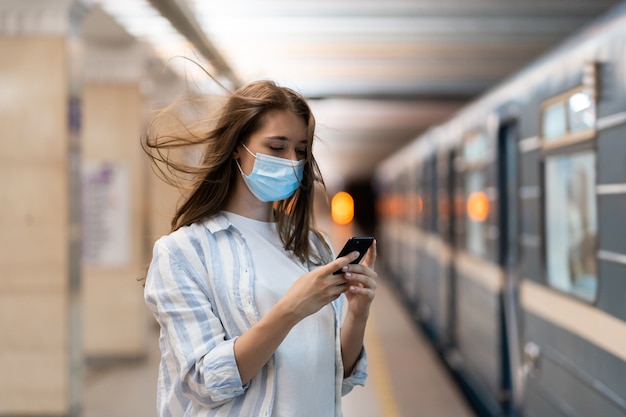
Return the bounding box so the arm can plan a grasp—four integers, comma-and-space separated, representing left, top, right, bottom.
144, 213, 368, 417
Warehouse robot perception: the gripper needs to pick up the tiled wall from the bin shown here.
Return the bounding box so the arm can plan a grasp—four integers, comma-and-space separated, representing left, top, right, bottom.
0, 36, 70, 415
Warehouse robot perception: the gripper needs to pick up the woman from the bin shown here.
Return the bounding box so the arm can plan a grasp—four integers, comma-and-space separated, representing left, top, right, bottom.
143, 79, 377, 417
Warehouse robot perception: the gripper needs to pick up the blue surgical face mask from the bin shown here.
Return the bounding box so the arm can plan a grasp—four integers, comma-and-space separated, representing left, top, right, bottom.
236, 143, 305, 202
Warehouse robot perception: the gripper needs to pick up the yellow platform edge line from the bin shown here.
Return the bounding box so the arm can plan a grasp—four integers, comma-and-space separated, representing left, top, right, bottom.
364, 317, 402, 417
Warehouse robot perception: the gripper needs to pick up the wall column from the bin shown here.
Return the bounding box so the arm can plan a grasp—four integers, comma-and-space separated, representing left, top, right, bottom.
0, 0, 88, 415
81, 9, 150, 361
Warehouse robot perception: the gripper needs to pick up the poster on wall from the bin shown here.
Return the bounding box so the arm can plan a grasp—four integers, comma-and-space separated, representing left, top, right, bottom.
82, 161, 130, 267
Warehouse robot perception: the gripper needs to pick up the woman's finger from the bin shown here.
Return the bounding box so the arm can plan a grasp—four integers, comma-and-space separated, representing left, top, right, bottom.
362, 240, 377, 269
319, 250, 361, 276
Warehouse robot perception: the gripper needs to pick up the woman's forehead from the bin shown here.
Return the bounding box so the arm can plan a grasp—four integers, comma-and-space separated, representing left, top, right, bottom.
254, 110, 309, 142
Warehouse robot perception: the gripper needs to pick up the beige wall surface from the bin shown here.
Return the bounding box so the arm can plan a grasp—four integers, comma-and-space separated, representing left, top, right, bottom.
0, 37, 70, 414
148, 164, 180, 243
82, 83, 150, 359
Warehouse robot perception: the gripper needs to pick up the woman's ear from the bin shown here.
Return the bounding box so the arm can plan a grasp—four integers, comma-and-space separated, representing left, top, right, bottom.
232, 144, 240, 159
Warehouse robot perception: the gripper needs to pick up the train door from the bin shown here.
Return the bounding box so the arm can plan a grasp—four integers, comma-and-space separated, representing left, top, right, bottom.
445, 149, 458, 347
423, 154, 443, 342
497, 119, 523, 416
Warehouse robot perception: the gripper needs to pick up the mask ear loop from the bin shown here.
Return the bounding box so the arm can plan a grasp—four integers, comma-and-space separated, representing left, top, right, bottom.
241, 143, 257, 159
234, 159, 246, 177
235, 143, 257, 178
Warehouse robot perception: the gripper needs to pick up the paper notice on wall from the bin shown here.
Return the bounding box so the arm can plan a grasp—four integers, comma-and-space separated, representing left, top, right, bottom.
82, 161, 130, 267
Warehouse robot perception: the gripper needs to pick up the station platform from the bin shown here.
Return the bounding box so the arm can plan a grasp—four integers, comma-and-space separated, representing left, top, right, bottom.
82, 269, 476, 417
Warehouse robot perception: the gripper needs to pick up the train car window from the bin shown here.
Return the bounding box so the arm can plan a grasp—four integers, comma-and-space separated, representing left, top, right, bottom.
407, 166, 422, 226
462, 131, 490, 258
422, 162, 433, 230
542, 101, 567, 141
568, 91, 595, 133
466, 170, 488, 257
544, 152, 597, 301
463, 131, 489, 163
540, 85, 598, 302
540, 88, 596, 149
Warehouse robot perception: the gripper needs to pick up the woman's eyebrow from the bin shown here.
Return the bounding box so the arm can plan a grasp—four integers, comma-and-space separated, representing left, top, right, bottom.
266, 136, 308, 144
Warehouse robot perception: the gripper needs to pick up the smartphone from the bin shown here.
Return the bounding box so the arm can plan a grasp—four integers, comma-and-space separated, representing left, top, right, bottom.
333, 236, 375, 275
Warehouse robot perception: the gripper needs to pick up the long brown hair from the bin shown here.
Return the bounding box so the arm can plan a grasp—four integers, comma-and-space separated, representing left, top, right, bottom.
143, 79, 332, 266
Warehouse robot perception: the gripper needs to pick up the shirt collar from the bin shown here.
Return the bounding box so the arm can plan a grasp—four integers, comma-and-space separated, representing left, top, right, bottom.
202, 212, 233, 234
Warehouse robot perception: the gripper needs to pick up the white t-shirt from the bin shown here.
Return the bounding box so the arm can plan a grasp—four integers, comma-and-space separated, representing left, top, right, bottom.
222, 211, 335, 417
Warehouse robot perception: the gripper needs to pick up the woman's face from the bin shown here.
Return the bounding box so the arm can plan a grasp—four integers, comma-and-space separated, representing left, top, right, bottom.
237, 109, 309, 176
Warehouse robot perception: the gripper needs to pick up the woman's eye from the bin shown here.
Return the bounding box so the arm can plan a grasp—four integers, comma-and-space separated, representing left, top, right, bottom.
296, 149, 307, 156
269, 147, 283, 152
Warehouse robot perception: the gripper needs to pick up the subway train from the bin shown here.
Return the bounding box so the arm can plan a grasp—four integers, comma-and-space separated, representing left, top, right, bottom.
374, 2, 626, 417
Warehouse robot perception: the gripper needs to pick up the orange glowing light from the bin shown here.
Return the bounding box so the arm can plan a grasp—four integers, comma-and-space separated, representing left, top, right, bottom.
331, 191, 354, 225
414, 194, 424, 214
467, 191, 489, 222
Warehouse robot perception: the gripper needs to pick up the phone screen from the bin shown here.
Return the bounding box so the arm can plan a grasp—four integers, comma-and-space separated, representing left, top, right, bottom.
333, 236, 374, 274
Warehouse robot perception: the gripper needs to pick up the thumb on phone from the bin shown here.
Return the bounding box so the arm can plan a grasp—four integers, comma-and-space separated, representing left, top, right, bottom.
325, 250, 360, 276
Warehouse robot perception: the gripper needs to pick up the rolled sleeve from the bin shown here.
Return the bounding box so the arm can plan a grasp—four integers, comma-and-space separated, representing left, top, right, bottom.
341, 347, 368, 396
192, 337, 248, 403
332, 295, 369, 397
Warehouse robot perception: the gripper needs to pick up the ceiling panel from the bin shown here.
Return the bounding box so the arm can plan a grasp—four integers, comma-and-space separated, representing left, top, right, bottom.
95, 0, 624, 188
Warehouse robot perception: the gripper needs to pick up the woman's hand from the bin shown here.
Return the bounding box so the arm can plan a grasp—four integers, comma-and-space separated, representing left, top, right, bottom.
339, 240, 377, 376
277, 250, 362, 321
341, 240, 377, 320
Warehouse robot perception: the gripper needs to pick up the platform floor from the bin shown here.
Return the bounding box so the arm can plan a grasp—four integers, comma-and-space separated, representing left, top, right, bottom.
82, 274, 476, 417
